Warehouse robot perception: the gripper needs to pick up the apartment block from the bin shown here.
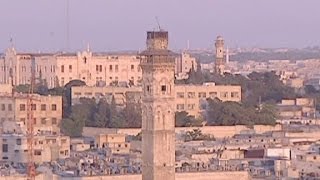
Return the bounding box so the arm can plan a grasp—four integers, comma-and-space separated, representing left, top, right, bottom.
0, 134, 70, 164
71, 83, 241, 117
0, 48, 142, 88
0, 93, 62, 135
95, 134, 130, 154
175, 83, 241, 117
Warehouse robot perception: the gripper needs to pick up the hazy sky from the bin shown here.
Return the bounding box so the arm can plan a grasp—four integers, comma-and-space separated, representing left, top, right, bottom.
1, 0, 320, 52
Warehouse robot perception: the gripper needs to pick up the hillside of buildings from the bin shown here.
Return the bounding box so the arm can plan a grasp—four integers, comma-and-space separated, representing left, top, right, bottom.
12, 68, 320, 138
192, 47, 320, 64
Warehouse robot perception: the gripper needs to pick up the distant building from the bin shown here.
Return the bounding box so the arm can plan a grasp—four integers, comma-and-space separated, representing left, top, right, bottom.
214, 36, 226, 74
175, 52, 197, 79
0, 93, 62, 135
71, 82, 241, 118
95, 133, 130, 154
0, 134, 70, 164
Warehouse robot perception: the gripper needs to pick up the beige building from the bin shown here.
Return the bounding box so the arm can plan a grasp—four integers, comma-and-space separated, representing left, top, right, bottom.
277, 98, 316, 118
71, 82, 241, 117
0, 134, 70, 164
175, 52, 197, 79
1, 48, 204, 89
0, 48, 142, 88
0, 93, 62, 135
175, 82, 241, 117
95, 133, 130, 154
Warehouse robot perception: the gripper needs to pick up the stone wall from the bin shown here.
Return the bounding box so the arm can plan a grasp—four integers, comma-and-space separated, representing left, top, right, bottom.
83, 125, 281, 139
53, 171, 250, 180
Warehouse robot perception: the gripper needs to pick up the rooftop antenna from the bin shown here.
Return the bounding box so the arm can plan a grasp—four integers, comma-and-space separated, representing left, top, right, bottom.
155, 16, 163, 31
66, 0, 70, 51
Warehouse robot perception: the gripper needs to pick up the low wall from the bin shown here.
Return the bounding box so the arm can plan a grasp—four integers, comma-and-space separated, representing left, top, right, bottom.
83, 125, 281, 138
55, 171, 250, 180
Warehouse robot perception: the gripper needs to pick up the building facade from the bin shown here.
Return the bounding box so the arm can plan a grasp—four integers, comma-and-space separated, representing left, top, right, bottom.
0, 48, 142, 88
0, 93, 62, 135
71, 83, 241, 118
0, 134, 70, 164
140, 31, 176, 180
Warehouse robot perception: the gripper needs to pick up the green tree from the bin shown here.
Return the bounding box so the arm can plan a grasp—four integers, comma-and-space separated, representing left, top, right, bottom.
175, 111, 203, 127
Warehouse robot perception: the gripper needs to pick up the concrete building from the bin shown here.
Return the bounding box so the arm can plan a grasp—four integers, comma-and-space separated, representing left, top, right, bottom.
277, 98, 316, 119
175, 82, 241, 117
0, 134, 70, 164
95, 134, 130, 154
0, 93, 62, 135
140, 31, 176, 180
71, 83, 241, 117
175, 52, 197, 79
0, 48, 142, 88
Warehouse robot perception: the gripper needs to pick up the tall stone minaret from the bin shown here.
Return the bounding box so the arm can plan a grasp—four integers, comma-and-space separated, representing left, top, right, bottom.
214, 36, 225, 74
140, 31, 176, 180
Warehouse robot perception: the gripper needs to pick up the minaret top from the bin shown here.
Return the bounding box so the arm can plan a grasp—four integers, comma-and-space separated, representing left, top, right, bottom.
146, 31, 169, 50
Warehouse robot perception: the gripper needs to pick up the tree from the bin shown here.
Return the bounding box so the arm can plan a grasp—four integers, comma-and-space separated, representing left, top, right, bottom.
205, 98, 277, 126
175, 111, 203, 127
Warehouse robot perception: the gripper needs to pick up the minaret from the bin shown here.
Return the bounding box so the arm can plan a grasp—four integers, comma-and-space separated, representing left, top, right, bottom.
140, 31, 176, 180
214, 36, 225, 74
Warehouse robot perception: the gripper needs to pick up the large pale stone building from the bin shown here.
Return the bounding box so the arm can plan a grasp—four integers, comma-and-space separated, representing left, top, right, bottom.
0, 48, 142, 88
140, 31, 176, 180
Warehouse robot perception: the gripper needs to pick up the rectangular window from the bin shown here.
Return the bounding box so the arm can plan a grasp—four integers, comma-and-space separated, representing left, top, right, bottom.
109, 65, 113, 72
209, 92, 218, 98
34, 150, 42, 156
161, 85, 166, 92
8, 104, 12, 111
231, 92, 239, 98
198, 92, 206, 98
177, 92, 184, 98
69, 65, 72, 73
131, 65, 134, 71
1, 104, 5, 111
220, 92, 228, 98
20, 118, 26, 125
52, 118, 57, 125
187, 92, 195, 98
2, 144, 8, 152
51, 104, 57, 111
61, 65, 64, 73
99, 65, 102, 72
16, 139, 22, 145
177, 104, 185, 110
74, 92, 81, 96
187, 104, 195, 110
115, 65, 119, 72
20, 104, 26, 111
31, 104, 36, 111
41, 118, 46, 125
41, 104, 46, 111
33, 118, 37, 125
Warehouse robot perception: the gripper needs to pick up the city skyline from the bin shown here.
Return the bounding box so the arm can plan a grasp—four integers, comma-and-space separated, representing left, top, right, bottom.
1, 0, 320, 52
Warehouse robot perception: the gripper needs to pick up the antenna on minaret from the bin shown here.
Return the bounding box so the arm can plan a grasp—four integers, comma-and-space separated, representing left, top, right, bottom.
155, 16, 163, 31
9, 37, 14, 49
187, 40, 190, 50
66, 0, 70, 51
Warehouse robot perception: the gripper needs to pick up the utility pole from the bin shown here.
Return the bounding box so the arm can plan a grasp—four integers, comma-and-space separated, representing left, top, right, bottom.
27, 58, 36, 180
